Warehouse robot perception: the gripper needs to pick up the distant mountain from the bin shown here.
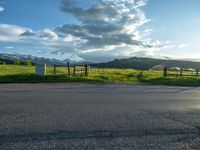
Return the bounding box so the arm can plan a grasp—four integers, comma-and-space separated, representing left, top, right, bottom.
92, 57, 200, 70
1, 54, 199, 70
0, 53, 72, 66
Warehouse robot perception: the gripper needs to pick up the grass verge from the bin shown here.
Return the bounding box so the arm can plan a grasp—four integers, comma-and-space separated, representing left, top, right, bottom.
1, 64, 200, 86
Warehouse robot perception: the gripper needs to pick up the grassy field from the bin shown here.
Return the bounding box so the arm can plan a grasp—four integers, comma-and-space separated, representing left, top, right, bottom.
0, 64, 200, 86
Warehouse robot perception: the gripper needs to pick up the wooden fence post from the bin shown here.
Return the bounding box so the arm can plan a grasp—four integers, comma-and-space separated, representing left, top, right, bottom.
180, 67, 183, 77
67, 62, 70, 76
53, 64, 57, 75
73, 65, 76, 76
163, 66, 167, 77
196, 68, 199, 76
84, 64, 88, 76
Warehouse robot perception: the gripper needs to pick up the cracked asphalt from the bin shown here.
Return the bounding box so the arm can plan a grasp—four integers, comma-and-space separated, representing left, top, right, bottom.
1, 83, 200, 149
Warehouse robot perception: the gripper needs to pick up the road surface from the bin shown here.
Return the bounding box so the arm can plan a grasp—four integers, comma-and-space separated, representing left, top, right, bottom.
1, 84, 200, 149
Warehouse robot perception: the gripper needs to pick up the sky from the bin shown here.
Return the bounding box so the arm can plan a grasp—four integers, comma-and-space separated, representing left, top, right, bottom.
0, 0, 200, 62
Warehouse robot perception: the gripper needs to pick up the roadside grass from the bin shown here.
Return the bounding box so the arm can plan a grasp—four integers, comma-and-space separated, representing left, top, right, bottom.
143, 76, 200, 87
1, 64, 200, 86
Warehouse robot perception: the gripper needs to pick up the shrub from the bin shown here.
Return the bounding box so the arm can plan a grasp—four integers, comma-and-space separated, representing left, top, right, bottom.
14, 59, 21, 65
0, 61, 6, 65
23, 60, 33, 66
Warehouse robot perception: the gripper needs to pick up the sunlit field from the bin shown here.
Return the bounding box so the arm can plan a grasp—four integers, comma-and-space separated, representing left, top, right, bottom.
1, 64, 200, 86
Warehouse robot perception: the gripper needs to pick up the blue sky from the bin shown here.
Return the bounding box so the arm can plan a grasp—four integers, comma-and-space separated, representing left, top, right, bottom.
0, 0, 200, 62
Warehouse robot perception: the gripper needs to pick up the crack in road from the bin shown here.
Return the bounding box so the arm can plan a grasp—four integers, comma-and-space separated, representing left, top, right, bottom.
139, 109, 200, 132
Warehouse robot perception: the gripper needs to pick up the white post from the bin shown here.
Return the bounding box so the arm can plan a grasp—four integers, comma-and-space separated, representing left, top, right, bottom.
35, 64, 46, 76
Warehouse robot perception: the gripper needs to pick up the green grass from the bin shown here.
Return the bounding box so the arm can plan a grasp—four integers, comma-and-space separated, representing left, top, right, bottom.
1, 64, 200, 86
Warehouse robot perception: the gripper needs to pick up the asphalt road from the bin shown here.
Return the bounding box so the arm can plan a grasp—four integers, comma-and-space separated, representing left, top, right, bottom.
1, 84, 200, 149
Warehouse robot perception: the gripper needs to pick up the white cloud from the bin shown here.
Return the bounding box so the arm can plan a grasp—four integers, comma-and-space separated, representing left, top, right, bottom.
40, 28, 58, 41
0, 24, 58, 43
5, 46, 14, 49
0, 6, 4, 12
0, 24, 28, 42
51, 0, 164, 61
178, 44, 188, 49
20, 30, 36, 36
63, 34, 80, 42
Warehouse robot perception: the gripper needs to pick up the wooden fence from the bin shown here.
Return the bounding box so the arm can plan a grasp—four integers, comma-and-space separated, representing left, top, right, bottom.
52, 63, 90, 76
163, 66, 199, 77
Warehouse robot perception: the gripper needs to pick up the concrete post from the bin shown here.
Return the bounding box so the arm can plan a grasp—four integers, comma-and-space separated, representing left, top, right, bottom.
35, 64, 46, 76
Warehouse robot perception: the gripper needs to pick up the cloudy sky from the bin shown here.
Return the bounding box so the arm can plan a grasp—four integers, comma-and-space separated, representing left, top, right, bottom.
0, 0, 200, 62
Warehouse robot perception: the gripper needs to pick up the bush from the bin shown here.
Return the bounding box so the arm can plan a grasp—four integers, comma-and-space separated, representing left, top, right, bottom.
23, 60, 33, 66
14, 59, 21, 65
0, 61, 6, 65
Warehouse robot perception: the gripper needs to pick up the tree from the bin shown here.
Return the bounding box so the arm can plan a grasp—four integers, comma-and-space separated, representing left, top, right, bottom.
14, 59, 21, 65
24, 60, 33, 66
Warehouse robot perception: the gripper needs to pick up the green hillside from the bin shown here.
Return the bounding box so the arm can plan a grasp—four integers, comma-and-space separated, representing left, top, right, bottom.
93, 57, 200, 70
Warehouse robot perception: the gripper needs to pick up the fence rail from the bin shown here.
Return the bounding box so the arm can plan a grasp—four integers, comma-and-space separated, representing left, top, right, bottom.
50, 63, 90, 76
163, 66, 199, 77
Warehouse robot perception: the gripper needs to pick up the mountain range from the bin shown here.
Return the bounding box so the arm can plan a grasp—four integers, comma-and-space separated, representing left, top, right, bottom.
0, 53, 71, 66
92, 57, 200, 70
1, 53, 200, 70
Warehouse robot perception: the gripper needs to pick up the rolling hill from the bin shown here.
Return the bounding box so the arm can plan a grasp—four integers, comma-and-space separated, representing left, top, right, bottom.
92, 57, 200, 70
